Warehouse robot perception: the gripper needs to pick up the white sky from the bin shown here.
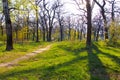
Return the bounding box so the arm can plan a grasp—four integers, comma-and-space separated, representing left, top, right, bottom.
62, 0, 79, 15
61, 0, 99, 16
1, 0, 120, 18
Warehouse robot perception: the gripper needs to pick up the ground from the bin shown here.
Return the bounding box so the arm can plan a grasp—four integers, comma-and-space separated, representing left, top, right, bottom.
0, 41, 120, 80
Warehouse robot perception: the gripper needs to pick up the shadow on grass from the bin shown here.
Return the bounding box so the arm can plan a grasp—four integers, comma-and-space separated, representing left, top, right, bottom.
0, 44, 88, 80
57, 44, 86, 55
93, 43, 120, 67
0, 43, 120, 80
87, 44, 110, 80
94, 42, 120, 54
0, 56, 88, 79
88, 43, 120, 80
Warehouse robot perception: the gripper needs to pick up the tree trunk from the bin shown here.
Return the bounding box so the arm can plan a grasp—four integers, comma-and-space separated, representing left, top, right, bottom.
77, 29, 80, 40
80, 29, 83, 41
0, 25, 3, 36
60, 25, 63, 41
74, 29, 76, 40
36, 8, 39, 42
32, 29, 35, 41
48, 27, 52, 41
86, 0, 92, 46
27, 13, 29, 40
41, 16, 46, 41
2, 0, 13, 51
15, 30, 18, 41
68, 24, 71, 40
96, 26, 100, 41
42, 25, 45, 41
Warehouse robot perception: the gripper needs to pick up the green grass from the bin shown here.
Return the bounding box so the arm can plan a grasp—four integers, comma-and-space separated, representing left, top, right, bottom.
0, 41, 50, 63
0, 41, 120, 80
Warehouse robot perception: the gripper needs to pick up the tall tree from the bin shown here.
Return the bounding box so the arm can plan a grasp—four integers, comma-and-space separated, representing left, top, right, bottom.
56, 0, 64, 41
35, 1, 39, 42
2, 0, 13, 51
43, 0, 59, 41
86, 0, 92, 46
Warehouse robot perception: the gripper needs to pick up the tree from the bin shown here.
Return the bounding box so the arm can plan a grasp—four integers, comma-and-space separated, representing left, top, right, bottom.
2, 0, 13, 51
86, 0, 92, 46
94, 0, 108, 39
72, 0, 94, 46
35, 2, 39, 42
39, 0, 48, 41
43, 0, 59, 41
92, 15, 103, 41
66, 16, 71, 40
56, 0, 64, 41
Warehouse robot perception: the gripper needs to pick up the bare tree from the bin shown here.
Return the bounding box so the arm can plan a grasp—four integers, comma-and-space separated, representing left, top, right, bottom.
92, 15, 103, 41
94, 0, 108, 39
110, 0, 115, 22
38, 0, 48, 41
43, 0, 59, 41
56, 0, 64, 41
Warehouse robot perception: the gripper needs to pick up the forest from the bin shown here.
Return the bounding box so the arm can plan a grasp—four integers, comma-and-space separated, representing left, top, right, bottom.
0, 0, 120, 80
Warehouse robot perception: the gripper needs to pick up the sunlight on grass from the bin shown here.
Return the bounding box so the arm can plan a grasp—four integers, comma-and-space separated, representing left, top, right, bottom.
0, 41, 120, 80
0, 42, 50, 63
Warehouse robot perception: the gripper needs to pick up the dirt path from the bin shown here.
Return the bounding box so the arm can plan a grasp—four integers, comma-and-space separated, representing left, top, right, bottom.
0, 45, 51, 68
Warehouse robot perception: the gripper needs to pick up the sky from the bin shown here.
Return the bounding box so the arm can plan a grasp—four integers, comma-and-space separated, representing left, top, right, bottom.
61, 0, 99, 16
62, 0, 80, 15
1, 0, 120, 18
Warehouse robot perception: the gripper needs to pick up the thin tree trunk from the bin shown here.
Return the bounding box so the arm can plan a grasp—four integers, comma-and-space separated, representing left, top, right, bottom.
32, 29, 35, 41
80, 29, 83, 40
96, 26, 100, 41
60, 26, 63, 41
0, 26, 3, 36
48, 26, 52, 41
68, 24, 71, 40
27, 12, 29, 40
36, 8, 39, 42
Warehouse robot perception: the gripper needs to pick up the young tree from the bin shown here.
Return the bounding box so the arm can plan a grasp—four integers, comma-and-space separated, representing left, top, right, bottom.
2, 0, 13, 51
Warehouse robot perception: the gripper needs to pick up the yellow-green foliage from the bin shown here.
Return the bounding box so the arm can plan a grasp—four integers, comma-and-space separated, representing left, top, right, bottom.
0, 35, 6, 42
109, 22, 120, 44
17, 26, 28, 41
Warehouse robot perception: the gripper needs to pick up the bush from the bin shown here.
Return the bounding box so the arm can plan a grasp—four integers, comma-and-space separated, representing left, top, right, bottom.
107, 22, 120, 47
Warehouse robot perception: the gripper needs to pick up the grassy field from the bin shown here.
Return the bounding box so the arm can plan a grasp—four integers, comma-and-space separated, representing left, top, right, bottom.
0, 41, 120, 80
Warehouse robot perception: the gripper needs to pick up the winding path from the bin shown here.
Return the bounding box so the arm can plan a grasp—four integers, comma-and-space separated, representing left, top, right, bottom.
0, 45, 51, 68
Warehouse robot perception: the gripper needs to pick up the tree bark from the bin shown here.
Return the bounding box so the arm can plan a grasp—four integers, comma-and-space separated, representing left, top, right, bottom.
2, 0, 13, 51
86, 0, 92, 46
